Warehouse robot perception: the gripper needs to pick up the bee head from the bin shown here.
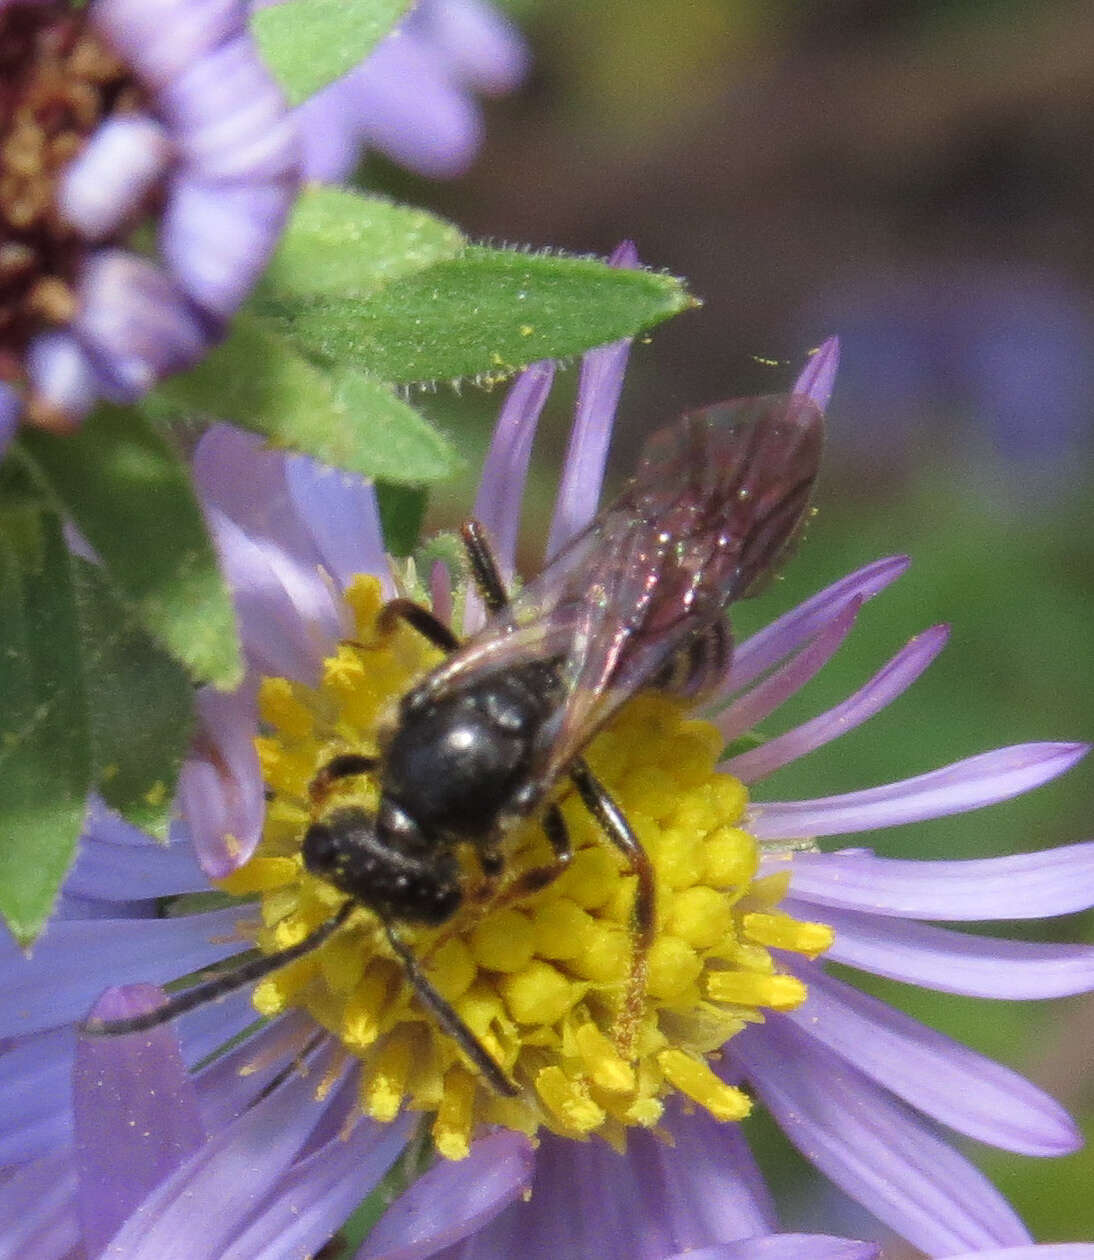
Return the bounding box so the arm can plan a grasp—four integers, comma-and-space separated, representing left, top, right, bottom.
302, 805, 461, 926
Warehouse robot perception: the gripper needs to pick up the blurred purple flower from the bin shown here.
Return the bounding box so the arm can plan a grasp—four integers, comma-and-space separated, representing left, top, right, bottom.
807, 265, 1094, 473
291, 0, 529, 183
0, 0, 296, 447
2, 323, 1092, 1257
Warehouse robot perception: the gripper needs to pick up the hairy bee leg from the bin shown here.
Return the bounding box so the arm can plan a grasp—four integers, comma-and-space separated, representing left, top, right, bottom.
460, 518, 510, 614
81, 903, 355, 1037
381, 920, 518, 1097
378, 597, 461, 652
309, 753, 380, 813
568, 758, 654, 1058
499, 803, 573, 900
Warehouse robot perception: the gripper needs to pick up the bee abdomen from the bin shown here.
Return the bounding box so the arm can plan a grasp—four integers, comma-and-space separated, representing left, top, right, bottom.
650, 617, 732, 699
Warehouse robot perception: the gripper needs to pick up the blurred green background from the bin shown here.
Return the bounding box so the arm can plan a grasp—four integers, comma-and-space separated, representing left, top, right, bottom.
373, 0, 1094, 1249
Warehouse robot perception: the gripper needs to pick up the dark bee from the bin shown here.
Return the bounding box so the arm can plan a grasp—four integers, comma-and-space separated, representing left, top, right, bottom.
84, 392, 824, 1097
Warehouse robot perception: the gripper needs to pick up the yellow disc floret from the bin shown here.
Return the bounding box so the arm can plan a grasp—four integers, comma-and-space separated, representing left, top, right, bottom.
218, 574, 834, 1157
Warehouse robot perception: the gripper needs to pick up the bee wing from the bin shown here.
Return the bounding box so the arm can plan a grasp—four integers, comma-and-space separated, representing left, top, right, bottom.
414, 392, 823, 796
531, 391, 824, 781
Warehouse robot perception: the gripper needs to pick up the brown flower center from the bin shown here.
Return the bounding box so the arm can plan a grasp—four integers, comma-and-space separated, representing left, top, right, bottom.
0, 2, 143, 386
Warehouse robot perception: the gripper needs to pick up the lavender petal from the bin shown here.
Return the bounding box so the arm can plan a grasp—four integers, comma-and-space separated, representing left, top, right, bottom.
473, 360, 555, 580
24, 331, 101, 425
0, 1025, 75, 1165
100, 1044, 345, 1259
74, 251, 207, 400
717, 596, 861, 741
285, 453, 393, 596
65, 801, 208, 901
783, 842, 1094, 921
943, 1249, 1094, 1259
160, 33, 298, 182
725, 557, 910, 693
545, 245, 637, 559
0, 383, 20, 455
731, 1019, 1031, 1253
727, 625, 949, 782
782, 897, 1094, 998
92, 0, 242, 89
75, 985, 206, 1256
792, 336, 841, 410
0, 906, 246, 1037
359, 1131, 533, 1259
667, 1240, 878, 1260
421, 0, 530, 94
782, 962, 1080, 1154
177, 684, 265, 878
751, 743, 1089, 841
160, 176, 290, 317
0, 1152, 79, 1260
57, 114, 171, 240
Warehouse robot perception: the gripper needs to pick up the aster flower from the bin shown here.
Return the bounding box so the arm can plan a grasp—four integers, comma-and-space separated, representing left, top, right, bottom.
2, 327, 1092, 1258
0, 0, 296, 445
291, 0, 529, 183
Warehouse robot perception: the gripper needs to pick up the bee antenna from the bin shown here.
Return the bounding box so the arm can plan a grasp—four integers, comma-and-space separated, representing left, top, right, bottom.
80, 903, 355, 1038
381, 919, 518, 1097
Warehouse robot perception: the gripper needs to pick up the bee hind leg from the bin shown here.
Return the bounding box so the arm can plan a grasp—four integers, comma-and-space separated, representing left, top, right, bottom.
460, 519, 510, 614
568, 758, 654, 1059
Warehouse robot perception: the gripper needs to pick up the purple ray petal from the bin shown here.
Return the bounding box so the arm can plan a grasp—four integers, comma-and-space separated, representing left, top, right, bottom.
159, 34, 298, 182
783, 840, 1094, 921
752, 743, 1089, 841
93, 0, 242, 89
473, 361, 555, 582
666, 1240, 878, 1260
727, 625, 949, 782
718, 597, 861, 741
57, 114, 171, 240
944, 1249, 1094, 1259
223, 1099, 412, 1260
792, 336, 841, 410
782, 962, 1079, 1154
0, 906, 246, 1037
64, 823, 207, 902
75, 985, 206, 1256
24, 331, 101, 424
100, 1044, 345, 1259
0, 1025, 75, 1165
421, 0, 530, 94
0, 1151, 79, 1260
731, 1019, 1031, 1254
725, 557, 910, 694
641, 1099, 779, 1245
545, 245, 638, 559
285, 453, 393, 596
177, 684, 265, 878
783, 897, 1094, 997
359, 1131, 533, 1259
74, 251, 207, 400
160, 176, 290, 317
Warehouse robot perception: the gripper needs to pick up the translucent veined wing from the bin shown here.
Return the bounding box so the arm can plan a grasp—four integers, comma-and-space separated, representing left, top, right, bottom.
412, 393, 824, 799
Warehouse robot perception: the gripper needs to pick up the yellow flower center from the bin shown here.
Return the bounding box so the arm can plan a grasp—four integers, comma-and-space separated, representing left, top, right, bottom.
219, 575, 834, 1159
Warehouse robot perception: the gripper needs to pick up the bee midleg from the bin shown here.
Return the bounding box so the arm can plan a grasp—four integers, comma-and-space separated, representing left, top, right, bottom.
460, 518, 510, 614
309, 753, 380, 813
478, 804, 573, 909
377, 597, 461, 652
568, 758, 654, 1058
381, 918, 518, 1097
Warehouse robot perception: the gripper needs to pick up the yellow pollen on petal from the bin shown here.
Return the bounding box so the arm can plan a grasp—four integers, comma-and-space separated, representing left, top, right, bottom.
228, 573, 833, 1158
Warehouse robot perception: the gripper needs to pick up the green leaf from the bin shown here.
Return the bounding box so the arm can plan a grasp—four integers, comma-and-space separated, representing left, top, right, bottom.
0, 474, 90, 944
263, 186, 465, 300
263, 246, 695, 384
251, 0, 411, 105
72, 559, 195, 840
19, 407, 243, 689
375, 482, 427, 556
153, 314, 458, 485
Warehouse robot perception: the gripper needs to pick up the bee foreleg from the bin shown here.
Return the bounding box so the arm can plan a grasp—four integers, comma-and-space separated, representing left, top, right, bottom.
460, 519, 510, 614
309, 753, 381, 813
568, 758, 654, 1058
